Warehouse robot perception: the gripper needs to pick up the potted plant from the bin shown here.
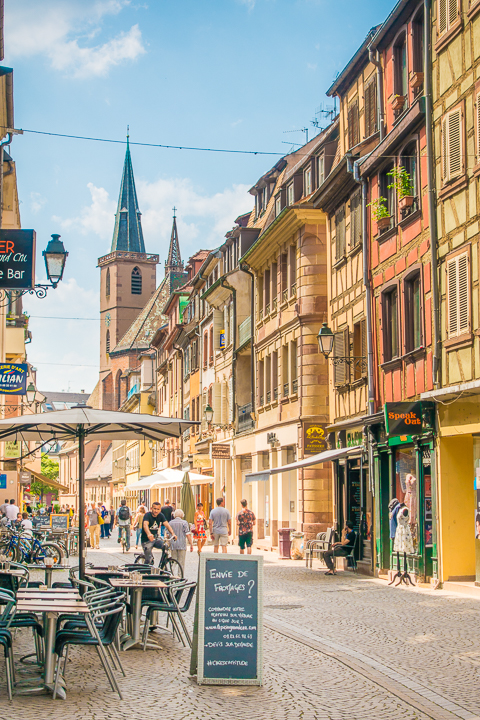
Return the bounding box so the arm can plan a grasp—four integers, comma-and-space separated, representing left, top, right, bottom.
391, 94, 406, 112
409, 71, 424, 90
368, 197, 391, 231
387, 166, 415, 210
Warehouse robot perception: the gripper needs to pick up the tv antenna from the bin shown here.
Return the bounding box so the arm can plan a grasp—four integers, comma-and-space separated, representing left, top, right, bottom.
312, 100, 337, 130
283, 127, 310, 144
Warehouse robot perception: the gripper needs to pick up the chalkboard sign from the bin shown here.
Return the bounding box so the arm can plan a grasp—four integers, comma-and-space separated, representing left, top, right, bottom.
50, 514, 69, 530
191, 554, 263, 685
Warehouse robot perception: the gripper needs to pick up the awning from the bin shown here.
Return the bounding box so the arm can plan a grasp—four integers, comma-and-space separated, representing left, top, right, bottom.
133, 468, 214, 491
26, 468, 69, 492
244, 446, 364, 482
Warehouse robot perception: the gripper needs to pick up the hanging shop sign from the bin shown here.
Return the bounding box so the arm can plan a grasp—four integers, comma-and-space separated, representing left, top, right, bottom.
190, 554, 263, 685
384, 402, 435, 437
19, 471, 31, 485
0, 363, 28, 395
219, 329, 226, 349
212, 443, 231, 460
0, 230, 36, 290
5, 441, 21, 458
303, 422, 328, 455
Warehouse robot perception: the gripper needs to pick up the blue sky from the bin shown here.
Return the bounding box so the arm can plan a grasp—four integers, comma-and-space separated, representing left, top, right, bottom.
4, 0, 388, 393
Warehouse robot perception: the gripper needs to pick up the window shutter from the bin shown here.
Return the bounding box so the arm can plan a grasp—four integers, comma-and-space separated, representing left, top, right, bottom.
447, 252, 470, 338
348, 100, 359, 148
335, 204, 346, 260
361, 319, 368, 377
213, 309, 223, 349
212, 382, 222, 425
228, 376, 234, 423
446, 108, 463, 180
476, 93, 480, 162
201, 389, 207, 431
350, 191, 361, 248
441, 115, 448, 181
365, 80, 377, 137
221, 381, 228, 425
229, 304, 234, 345
448, 0, 457, 26
333, 330, 349, 385
458, 253, 469, 334
438, 0, 447, 34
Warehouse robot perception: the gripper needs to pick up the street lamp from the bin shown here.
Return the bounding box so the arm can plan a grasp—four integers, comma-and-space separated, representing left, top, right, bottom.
26, 382, 45, 406
42, 234, 68, 288
317, 322, 334, 358
204, 404, 214, 425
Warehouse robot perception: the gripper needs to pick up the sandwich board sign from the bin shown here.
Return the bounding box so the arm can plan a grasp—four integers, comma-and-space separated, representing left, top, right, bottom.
190, 553, 263, 685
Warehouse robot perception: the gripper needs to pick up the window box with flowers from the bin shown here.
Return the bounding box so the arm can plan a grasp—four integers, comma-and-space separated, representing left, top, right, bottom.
368, 196, 391, 232
391, 94, 406, 112
409, 71, 424, 90
387, 165, 415, 211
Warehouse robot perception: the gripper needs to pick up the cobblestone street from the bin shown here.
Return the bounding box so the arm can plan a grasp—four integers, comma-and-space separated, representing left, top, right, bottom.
1, 536, 478, 720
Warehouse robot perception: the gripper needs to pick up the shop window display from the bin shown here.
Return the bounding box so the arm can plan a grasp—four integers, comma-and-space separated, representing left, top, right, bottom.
395, 448, 418, 551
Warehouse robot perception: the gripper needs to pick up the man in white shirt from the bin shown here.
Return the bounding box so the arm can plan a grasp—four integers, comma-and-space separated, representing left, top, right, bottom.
5, 499, 19, 521
20, 512, 33, 538
0, 498, 9, 515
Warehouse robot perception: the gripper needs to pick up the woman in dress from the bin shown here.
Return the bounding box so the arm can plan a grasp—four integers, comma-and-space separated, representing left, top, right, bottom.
133, 506, 146, 549
194, 502, 207, 555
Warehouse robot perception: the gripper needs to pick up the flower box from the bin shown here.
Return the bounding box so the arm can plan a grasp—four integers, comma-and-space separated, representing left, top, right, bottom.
409, 72, 424, 89
399, 195, 415, 210
391, 95, 406, 112
377, 216, 391, 231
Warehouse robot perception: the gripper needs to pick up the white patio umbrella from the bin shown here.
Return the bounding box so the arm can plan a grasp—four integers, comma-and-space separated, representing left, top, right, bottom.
0, 406, 197, 579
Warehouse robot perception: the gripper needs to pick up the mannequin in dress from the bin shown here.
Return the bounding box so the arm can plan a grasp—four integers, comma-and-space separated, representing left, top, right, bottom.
393, 506, 414, 554
404, 474, 417, 522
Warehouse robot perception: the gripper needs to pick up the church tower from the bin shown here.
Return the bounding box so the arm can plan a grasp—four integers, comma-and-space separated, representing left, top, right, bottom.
98, 135, 158, 407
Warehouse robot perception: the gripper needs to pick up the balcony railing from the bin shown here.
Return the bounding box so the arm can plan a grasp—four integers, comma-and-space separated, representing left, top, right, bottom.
266, 391, 271, 404
265, 303, 270, 316
127, 383, 139, 400
272, 297, 277, 312
238, 316, 251, 346
292, 379, 298, 394
259, 395, 264, 406
273, 387, 278, 401
259, 308, 263, 321
282, 289, 288, 303
283, 382, 289, 397
291, 282, 297, 298
237, 403, 255, 433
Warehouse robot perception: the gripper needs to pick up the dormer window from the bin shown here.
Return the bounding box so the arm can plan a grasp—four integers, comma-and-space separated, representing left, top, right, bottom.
317, 154, 325, 187
275, 194, 282, 217
287, 183, 294, 206
304, 167, 312, 196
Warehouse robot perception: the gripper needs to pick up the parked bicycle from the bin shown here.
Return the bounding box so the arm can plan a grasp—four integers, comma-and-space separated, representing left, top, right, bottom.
0, 528, 63, 565
118, 525, 130, 553
134, 538, 183, 577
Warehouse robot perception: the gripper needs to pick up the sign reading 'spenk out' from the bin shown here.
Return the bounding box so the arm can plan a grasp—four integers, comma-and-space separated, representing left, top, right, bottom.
385, 402, 424, 437
191, 554, 263, 686
0, 363, 28, 395
0, 230, 36, 290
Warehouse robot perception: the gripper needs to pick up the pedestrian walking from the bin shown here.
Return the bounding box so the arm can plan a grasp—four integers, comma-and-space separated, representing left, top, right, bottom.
236, 499, 256, 554
168, 509, 193, 573
115, 499, 133, 551
87, 503, 101, 549
98, 503, 106, 539
133, 505, 146, 548
141, 502, 177, 565
103, 507, 112, 538
208, 497, 231, 554
193, 502, 207, 555
160, 499, 173, 537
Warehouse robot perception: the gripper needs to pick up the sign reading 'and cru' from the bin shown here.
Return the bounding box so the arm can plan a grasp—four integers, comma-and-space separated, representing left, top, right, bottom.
191, 554, 263, 685
0, 230, 36, 290
0, 363, 28, 395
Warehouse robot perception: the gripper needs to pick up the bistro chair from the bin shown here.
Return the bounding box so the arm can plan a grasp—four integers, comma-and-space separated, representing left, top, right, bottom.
343, 532, 359, 573
141, 580, 196, 649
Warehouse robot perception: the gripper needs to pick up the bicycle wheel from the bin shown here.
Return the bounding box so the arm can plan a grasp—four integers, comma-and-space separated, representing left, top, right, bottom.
164, 557, 183, 578
134, 554, 147, 564
33, 542, 63, 565
0, 541, 18, 562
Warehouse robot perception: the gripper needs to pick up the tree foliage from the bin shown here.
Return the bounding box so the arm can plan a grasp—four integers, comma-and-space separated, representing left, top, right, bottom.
41, 453, 59, 482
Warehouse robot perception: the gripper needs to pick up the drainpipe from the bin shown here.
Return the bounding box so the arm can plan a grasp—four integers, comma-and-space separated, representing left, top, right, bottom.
221, 277, 236, 427
424, 0, 441, 387
368, 48, 385, 142
239, 264, 255, 415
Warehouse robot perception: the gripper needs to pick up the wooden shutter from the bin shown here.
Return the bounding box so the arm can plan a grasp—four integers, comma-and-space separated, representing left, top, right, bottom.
333, 329, 350, 385
443, 108, 463, 182
447, 252, 470, 338
448, 0, 457, 27
348, 100, 359, 148
335, 204, 346, 260
438, 0, 447, 34
365, 79, 377, 137
228, 376, 234, 423
221, 381, 228, 425
350, 191, 361, 248
361, 319, 368, 377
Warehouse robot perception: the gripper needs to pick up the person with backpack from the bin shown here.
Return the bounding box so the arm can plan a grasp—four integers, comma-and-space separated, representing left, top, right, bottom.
114, 499, 132, 551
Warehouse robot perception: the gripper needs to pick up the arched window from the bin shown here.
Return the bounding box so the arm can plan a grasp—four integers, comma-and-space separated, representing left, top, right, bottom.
106, 330, 110, 354
106, 268, 110, 297
131, 267, 142, 295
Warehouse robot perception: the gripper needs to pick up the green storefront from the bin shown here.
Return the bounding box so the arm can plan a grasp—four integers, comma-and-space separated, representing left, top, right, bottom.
368, 402, 438, 582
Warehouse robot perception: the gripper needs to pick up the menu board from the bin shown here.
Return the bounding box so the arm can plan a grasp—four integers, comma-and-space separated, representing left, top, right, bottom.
50, 514, 69, 530
191, 554, 263, 685
348, 474, 361, 531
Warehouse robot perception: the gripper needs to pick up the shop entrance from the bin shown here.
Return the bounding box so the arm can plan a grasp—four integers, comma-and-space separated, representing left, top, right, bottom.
335, 458, 373, 570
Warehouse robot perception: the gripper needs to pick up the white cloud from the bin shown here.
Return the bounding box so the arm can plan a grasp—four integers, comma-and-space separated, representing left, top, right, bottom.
53, 183, 116, 241
30, 192, 47, 214
5, 0, 146, 78
23, 277, 100, 394
56, 176, 253, 256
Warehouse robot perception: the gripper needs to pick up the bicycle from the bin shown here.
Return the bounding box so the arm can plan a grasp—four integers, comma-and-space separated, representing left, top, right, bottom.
134, 538, 183, 577
118, 525, 131, 553
0, 528, 63, 565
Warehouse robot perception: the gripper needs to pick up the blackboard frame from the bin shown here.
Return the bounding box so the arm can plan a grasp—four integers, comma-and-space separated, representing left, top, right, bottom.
50, 514, 69, 530
194, 553, 263, 686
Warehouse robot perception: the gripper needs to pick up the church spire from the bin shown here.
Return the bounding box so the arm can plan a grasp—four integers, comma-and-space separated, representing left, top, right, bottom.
110, 129, 145, 253
165, 208, 184, 274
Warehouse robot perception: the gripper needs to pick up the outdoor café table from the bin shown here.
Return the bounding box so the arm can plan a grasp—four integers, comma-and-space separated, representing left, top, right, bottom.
109, 577, 167, 651
15, 588, 98, 699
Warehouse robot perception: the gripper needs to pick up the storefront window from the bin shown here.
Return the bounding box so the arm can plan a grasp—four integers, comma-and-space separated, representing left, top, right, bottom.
395, 447, 418, 552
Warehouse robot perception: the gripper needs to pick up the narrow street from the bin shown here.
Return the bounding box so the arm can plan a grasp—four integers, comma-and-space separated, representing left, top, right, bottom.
9, 538, 480, 720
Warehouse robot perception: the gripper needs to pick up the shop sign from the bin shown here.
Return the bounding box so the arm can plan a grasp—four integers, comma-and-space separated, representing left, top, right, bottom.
303, 422, 328, 455
0, 229, 36, 290
0, 363, 28, 395
212, 443, 230, 460
0, 475, 6, 490
219, 329, 225, 349
346, 429, 363, 448
19, 471, 31, 485
5, 441, 21, 458
385, 402, 423, 437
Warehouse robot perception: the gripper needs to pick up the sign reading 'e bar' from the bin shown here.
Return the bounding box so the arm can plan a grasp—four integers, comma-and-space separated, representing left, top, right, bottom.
0, 230, 36, 290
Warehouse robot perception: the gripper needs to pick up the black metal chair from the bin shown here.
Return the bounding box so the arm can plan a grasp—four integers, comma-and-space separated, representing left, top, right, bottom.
343, 532, 358, 573
141, 580, 197, 649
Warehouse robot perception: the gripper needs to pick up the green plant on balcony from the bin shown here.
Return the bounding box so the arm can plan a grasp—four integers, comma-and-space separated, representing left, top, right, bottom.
368, 196, 391, 232
387, 166, 414, 198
